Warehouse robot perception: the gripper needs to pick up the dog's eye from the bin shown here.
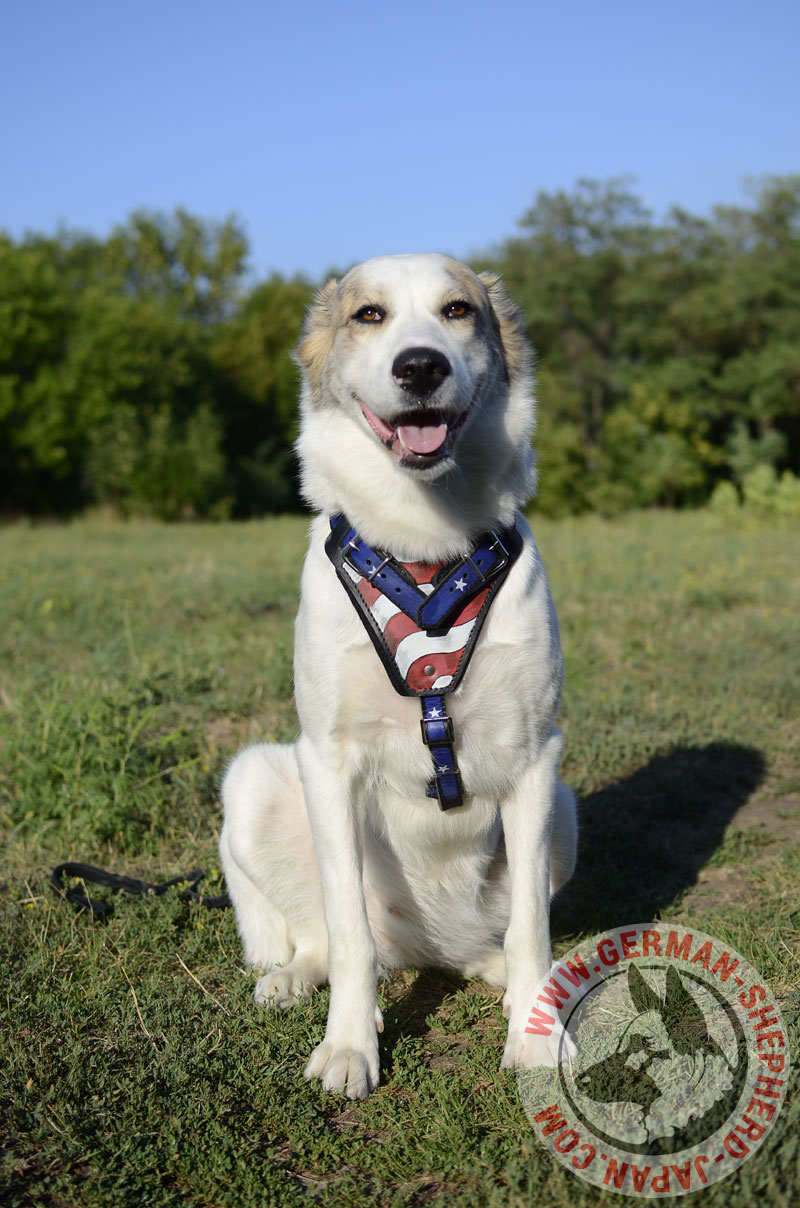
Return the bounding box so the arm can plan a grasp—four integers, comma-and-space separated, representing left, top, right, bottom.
353, 305, 385, 324
443, 300, 474, 320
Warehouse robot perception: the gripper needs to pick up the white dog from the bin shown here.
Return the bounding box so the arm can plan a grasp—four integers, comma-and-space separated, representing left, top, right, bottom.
220, 253, 577, 1099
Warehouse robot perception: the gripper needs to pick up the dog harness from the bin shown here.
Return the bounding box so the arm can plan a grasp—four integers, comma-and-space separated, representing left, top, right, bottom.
325, 513, 522, 810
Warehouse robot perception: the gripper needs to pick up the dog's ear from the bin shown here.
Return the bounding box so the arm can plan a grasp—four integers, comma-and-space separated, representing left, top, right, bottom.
294, 278, 340, 393
478, 271, 530, 383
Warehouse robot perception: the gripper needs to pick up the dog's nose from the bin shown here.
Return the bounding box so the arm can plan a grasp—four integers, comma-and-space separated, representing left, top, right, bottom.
392, 347, 451, 396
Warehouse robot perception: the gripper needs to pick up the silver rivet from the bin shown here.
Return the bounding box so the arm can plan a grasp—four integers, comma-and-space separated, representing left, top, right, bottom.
424, 665, 435, 675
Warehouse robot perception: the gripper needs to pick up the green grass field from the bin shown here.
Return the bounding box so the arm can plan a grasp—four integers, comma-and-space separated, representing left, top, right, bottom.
1, 510, 798, 1207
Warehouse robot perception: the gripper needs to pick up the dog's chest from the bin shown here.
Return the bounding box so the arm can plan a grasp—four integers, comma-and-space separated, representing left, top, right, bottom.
335, 633, 550, 802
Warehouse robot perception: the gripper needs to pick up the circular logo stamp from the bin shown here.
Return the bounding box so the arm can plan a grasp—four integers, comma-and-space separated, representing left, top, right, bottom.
517, 924, 789, 1197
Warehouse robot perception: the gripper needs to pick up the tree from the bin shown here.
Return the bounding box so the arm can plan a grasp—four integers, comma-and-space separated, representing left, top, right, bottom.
492, 179, 657, 512
487, 175, 800, 514
0, 235, 78, 510
0, 217, 238, 516
103, 208, 248, 323
211, 275, 313, 514
5, 182, 799, 520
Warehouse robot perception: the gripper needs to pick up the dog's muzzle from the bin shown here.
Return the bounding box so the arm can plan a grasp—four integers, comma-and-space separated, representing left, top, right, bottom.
357, 347, 464, 467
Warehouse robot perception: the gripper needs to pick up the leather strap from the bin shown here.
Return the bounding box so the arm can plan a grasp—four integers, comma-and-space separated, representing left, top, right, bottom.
50, 862, 230, 919
421, 694, 463, 809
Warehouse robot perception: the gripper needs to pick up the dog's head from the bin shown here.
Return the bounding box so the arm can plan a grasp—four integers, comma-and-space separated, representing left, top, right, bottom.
295, 254, 536, 556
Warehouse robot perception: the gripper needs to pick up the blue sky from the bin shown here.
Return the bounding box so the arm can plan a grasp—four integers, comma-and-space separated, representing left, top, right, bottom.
2, 0, 798, 282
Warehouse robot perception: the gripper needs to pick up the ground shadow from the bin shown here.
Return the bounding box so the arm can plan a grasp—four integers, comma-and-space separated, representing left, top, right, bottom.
379, 969, 469, 1066
551, 740, 766, 939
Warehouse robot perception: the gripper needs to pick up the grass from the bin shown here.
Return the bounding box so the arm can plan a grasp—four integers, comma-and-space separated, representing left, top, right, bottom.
1, 509, 798, 1207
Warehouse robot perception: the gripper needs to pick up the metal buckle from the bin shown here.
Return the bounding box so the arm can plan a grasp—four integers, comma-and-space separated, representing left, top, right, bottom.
465, 531, 508, 583
488, 530, 509, 562
343, 535, 361, 572
465, 553, 487, 583
344, 538, 392, 584
365, 554, 392, 583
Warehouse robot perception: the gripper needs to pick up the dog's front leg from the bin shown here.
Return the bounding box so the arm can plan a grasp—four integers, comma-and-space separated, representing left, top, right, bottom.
500, 726, 576, 1069
297, 736, 381, 1099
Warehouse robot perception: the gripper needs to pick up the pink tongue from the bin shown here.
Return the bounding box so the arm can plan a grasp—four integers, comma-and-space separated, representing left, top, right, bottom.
396, 422, 448, 455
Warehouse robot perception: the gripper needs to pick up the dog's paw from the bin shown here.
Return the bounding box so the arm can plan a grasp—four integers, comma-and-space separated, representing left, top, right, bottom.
304, 1038, 380, 1100
501, 1023, 577, 1070
254, 968, 314, 1009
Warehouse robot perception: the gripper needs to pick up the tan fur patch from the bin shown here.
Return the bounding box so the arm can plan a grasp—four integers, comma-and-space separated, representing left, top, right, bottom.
478, 271, 530, 383
294, 278, 340, 393
334, 267, 391, 326
439, 257, 488, 310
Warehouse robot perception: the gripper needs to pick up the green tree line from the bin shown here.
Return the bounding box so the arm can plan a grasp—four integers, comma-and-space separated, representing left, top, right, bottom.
3, 178, 799, 519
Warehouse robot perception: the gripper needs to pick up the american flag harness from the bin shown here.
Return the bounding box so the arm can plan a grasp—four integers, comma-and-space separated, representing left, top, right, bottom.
325, 514, 523, 811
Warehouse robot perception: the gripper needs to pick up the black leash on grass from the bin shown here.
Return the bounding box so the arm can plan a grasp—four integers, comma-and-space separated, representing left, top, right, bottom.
50, 862, 231, 920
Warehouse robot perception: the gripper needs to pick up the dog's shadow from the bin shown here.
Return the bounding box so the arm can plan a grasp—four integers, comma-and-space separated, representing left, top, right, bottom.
380, 741, 765, 1049
551, 739, 765, 936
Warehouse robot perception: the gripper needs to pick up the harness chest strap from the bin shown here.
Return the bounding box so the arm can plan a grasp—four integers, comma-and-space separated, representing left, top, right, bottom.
325, 514, 523, 810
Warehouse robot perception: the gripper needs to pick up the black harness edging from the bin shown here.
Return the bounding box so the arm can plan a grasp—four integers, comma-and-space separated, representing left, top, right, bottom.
325, 513, 522, 810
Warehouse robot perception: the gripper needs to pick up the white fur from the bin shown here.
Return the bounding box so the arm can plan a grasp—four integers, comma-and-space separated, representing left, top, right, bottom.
220, 253, 577, 1098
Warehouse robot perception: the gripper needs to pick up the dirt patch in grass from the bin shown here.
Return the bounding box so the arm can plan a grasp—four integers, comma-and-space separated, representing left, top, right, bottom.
677, 792, 800, 916
735, 793, 800, 844
205, 713, 264, 758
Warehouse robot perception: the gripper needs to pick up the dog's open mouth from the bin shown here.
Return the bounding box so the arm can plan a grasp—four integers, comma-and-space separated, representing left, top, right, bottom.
358, 399, 466, 467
